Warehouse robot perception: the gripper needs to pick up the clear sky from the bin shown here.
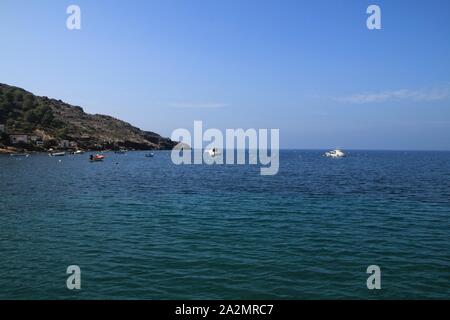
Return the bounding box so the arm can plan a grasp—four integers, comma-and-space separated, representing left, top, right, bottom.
1, 0, 450, 150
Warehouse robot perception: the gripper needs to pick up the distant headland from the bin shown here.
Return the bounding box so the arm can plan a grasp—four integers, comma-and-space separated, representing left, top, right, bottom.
0, 83, 176, 153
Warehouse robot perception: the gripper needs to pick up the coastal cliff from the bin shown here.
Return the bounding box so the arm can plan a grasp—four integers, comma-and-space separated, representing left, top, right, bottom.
0, 83, 176, 152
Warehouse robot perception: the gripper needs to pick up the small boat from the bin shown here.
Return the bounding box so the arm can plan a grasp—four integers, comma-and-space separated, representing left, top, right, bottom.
74, 150, 85, 155
145, 152, 155, 158
324, 149, 345, 158
49, 152, 66, 157
90, 154, 105, 162
205, 148, 221, 157
115, 149, 127, 154
10, 153, 30, 157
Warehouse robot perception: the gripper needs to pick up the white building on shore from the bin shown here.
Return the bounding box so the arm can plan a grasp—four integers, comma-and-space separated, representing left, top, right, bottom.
9, 133, 29, 144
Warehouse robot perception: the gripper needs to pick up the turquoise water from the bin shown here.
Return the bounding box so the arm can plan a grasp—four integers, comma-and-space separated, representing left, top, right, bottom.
0, 150, 449, 299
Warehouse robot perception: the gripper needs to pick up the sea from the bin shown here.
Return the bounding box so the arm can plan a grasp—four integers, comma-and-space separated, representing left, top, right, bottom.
0, 150, 449, 299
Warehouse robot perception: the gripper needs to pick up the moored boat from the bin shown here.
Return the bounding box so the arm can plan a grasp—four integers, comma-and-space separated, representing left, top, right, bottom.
205, 148, 221, 157
49, 152, 66, 157
324, 149, 345, 158
10, 153, 30, 157
90, 154, 105, 162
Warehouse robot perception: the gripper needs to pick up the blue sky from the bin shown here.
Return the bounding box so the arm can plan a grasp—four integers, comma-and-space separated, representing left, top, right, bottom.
1, 0, 450, 150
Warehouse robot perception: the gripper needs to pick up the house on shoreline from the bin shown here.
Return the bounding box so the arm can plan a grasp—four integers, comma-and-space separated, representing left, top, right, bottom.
9, 133, 29, 144
8, 132, 44, 147
2, 126, 73, 150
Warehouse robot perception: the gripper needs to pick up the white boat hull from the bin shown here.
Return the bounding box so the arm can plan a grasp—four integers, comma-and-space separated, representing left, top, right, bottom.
324, 149, 345, 158
205, 149, 221, 157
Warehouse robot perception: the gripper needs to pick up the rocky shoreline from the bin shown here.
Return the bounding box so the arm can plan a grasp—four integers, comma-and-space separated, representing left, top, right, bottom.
0, 83, 177, 153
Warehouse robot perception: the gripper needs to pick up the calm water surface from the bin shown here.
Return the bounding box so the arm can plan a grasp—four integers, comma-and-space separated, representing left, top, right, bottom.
0, 150, 449, 299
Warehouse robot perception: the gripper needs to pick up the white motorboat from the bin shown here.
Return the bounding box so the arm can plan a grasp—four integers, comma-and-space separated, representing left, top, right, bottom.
324, 149, 345, 158
10, 153, 30, 158
205, 148, 221, 157
49, 152, 66, 157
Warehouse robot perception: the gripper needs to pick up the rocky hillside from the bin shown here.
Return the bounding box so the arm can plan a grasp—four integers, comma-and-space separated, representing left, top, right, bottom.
0, 83, 176, 151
